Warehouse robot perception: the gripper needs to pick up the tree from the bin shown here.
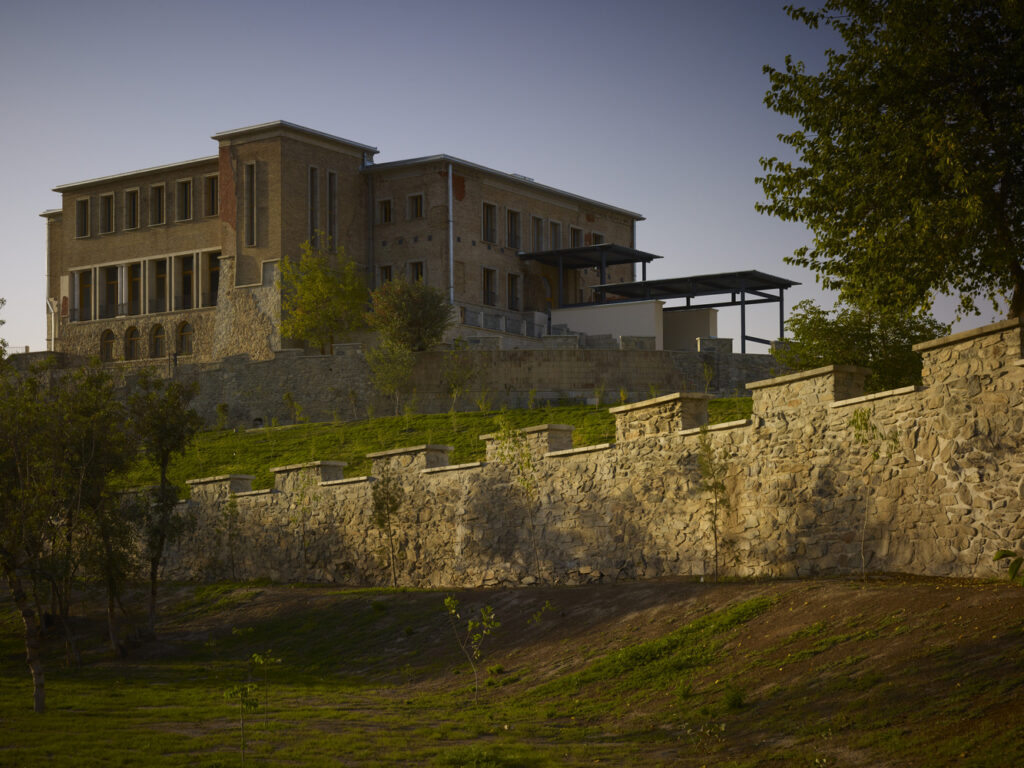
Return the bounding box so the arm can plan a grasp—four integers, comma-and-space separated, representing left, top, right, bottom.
370, 463, 406, 588
365, 341, 416, 416
366, 278, 453, 352
127, 371, 203, 634
772, 299, 950, 392
758, 2, 1024, 319
0, 360, 49, 712
696, 425, 731, 583
279, 236, 368, 351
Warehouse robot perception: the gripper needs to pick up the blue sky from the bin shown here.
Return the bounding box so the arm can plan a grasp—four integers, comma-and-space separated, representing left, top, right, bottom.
0, 0, 996, 352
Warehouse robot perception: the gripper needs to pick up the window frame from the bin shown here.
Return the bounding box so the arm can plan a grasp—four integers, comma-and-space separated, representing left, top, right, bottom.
378, 199, 393, 224
408, 260, 425, 282
308, 166, 319, 242
570, 226, 584, 248
203, 174, 219, 217
407, 193, 424, 220
243, 163, 257, 246
150, 325, 166, 358
149, 184, 166, 226
175, 178, 193, 222
75, 197, 90, 238
124, 188, 140, 230
99, 330, 115, 362
327, 170, 337, 245
98, 193, 115, 234
506, 209, 521, 249
549, 220, 562, 250
176, 321, 194, 356
482, 267, 498, 306
481, 202, 498, 243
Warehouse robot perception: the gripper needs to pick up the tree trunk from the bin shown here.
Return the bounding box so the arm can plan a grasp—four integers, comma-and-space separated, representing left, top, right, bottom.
106, 587, 119, 656
1010, 261, 1024, 319
148, 550, 161, 635
5, 568, 46, 713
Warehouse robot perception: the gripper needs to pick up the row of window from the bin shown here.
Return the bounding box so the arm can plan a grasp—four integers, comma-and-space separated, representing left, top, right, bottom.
75, 176, 218, 238
376, 260, 424, 285
69, 253, 220, 323
481, 204, 602, 251
98, 322, 194, 362
377, 194, 424, 225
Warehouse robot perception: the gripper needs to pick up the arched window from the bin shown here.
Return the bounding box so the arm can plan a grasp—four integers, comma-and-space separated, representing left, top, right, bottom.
99, 330, 115, 362
176, 322, 194, 355
125, 327, 140, 361
150, 325, 166, 358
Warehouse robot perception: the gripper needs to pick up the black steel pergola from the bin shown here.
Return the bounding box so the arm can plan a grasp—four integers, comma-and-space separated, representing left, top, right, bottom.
518, 243, 662, 306
592, 270, 800, 352
519, 245, 799, 353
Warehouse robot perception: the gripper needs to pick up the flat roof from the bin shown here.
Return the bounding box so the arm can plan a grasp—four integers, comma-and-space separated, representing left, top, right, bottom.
368, 155, 645, 221
212, 120, 379, 154
596, 270, 800, 302
518, 244, 661, 269
53, 155, 218, 193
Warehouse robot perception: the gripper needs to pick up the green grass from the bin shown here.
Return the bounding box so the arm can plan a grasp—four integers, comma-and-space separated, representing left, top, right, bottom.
2, 580, 1021, 767
119, 397, 753, 493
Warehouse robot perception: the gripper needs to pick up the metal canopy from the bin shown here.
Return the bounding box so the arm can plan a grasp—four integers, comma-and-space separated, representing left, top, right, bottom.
594, 270, 801, 353
519, 244, 663, 309
519, 243, 662, 270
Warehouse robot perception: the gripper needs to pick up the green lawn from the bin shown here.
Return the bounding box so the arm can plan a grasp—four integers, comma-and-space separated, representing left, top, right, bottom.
119, 398, 753, 493
2, 578, 1019, 767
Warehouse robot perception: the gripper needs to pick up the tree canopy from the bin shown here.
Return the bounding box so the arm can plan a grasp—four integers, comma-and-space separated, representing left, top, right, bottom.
758, 1, 1024, 318
366, 278, 453, 352
279, 237, 368, 351
772, 299, 949, 392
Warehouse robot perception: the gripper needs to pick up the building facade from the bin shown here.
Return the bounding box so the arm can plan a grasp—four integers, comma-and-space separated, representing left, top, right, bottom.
44, 121, 643, 363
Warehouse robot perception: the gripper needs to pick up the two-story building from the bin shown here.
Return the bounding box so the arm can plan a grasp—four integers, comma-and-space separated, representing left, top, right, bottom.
43, 121, 647, 363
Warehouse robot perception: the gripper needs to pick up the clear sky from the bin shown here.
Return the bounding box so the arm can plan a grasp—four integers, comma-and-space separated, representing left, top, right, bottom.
0, 0, 999, 353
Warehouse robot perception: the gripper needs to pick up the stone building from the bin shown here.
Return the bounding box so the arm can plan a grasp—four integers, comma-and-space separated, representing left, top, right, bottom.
42, 121, 648, 363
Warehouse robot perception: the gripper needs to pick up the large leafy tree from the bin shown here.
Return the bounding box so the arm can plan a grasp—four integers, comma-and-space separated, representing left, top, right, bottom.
772, 299, 950, 392
366, 278, 453, 352
279, 236, 368, 351
758, 1, 1024, 318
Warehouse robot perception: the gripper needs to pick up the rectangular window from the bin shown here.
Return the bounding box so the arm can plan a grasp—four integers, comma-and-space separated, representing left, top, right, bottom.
482, 268, 497, 306
124, 189, 139, 229
570, 226, 584, 248
592, 232, 605, 246
482, 203, 497, 243
506, 210, 521, 249
203, 175, 219, 217
507, 273, 520, 311
176, 179, 193, 221
549, 221, 561, 249
531, 216, 544, 251
150, 184, 165, 226
244, 163, 256, 246
99, 194, 114, 234
181, 255, 194, 310
409, 261, 424, 282
308, 167, 319, 241
378, 199, 392, 224
128, 263, 141, 315
206, 252, 220, 307
378, 265, 392, 284
327, 171, 337, 245
152, 260, 168, 313
408, 194, 424, 219
75, 198, 90, 237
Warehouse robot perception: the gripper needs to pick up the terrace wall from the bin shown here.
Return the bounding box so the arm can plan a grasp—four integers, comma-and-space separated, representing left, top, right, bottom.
165, 318, 1024, 586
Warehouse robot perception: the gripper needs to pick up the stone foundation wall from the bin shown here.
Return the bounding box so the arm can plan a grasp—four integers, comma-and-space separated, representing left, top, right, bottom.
165, 318, 1024, 587
176, 343, 778, 428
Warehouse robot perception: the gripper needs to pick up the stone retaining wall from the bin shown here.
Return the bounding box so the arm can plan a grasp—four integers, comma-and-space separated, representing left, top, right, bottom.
165, 318, 1024, 587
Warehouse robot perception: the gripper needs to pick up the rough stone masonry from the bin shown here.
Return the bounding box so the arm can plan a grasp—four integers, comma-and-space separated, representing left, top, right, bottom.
165, 318, 1024, 587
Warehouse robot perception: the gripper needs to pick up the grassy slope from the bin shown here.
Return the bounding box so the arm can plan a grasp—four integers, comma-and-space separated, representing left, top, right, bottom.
119, 398, 753, 492
1, 578, 1021, 767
